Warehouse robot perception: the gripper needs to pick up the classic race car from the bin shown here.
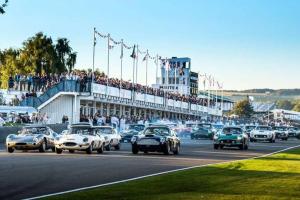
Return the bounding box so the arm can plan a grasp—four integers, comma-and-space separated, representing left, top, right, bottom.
120, 124, 145, 143
96, 126, 121, 151
6, 125, 58, 153
191, 123, 214, 140
243, 125, 256, 136
272, 126, 289, 140
54, 123, 106, 154
287, 127, 300, 137
213, 126, 249, 150
250, 125, 275, 143
131, 125, 180, 155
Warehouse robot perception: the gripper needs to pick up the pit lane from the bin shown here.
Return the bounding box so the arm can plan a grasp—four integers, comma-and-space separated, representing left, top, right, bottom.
0, 138, 299, 200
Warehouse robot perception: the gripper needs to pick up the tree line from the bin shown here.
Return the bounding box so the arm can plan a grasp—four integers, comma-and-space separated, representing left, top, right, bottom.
276, 100, 300, 112
0, 32, 77, 88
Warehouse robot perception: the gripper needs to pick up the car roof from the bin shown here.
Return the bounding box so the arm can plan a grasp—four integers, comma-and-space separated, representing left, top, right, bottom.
71, 122, 92, 128
92, 126, 114, 129
223, 126, 242, 129
146, 125, 170, 129
128, 124, 145, 126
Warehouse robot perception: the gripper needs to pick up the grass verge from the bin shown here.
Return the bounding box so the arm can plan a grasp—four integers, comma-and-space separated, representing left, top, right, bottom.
46, 148, 300, 200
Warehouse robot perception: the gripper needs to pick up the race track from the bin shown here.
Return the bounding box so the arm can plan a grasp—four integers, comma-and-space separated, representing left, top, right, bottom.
0, 138, 299, 200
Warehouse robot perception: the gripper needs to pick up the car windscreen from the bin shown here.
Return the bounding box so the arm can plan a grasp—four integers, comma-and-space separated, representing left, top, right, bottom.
198, 124, 212, 129
128, 125, 145, 131
70, 127, 93, 135
222, 128, 242, 134
213, 124, 223, 129
144, 127, 170, 136
256, 126, 272, 131
245, 126, 256, 130
273, 127, 287, 131
20, 127, 47, 135
98, 127, 113, 134
185, 124, 195, 128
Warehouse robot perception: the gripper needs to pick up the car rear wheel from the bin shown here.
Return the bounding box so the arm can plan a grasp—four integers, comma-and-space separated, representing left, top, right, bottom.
7, 147, 14, 153
97, 143, 104, 154
69, 150, 75, 153
51, 147, 55, 152
39, 140, 46, 152
214, 144, 219, 149
55, 148, 62, 154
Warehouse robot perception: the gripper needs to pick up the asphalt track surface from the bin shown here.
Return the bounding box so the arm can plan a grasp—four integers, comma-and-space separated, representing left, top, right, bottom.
0, 138, 299, 200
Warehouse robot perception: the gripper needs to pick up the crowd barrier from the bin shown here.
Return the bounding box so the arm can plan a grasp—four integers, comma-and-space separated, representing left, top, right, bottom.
91, 83, 221, 115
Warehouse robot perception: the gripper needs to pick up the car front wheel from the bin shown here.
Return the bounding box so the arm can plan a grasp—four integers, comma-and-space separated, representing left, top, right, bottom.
55, 148, 63, 154
214, 144, 219, 149
86, 144, 93, 154
132, 144, 138, 154
7, 147, 14, 153
39, 140, 46, 152
173, 144, 180, 155
115, 143, 121, 150
97, 143, 104, 154
163, 142, 171, 155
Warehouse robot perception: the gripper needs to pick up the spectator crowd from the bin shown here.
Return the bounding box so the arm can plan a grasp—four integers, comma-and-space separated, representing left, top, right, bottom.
7, 69, 214, 106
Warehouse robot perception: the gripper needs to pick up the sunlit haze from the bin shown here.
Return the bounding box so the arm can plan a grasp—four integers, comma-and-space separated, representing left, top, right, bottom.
1, 0, 299, 90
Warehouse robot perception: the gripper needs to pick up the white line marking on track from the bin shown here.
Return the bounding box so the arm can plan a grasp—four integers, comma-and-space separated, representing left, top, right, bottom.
24, 144, 300, 200
191, 150, 263, 156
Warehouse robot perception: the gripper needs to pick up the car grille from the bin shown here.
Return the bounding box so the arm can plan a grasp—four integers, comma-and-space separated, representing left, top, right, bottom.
15, 143, 27, 145
137, 139, 159, 145
63, 142, 77, 146
255, 135, 267, 138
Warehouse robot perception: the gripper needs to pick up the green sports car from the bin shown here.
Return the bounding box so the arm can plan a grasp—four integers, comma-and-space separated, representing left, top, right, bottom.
213, 126, 249, 150
191, 123, 214, 140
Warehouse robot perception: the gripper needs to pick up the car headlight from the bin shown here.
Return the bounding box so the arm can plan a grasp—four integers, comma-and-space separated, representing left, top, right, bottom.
131, 136, 137, 143
213, 135, 219, 140
6, 135, 14, 141
160, 137, 166, 143
83, 137, 88, 142
34, 137, 40, 143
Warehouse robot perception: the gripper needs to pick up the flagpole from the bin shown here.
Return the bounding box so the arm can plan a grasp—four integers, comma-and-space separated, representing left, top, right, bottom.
106, 33, 110, 96
132, 45, 136, 101
175, 61, 177, 93
135, 45, 139, 85
120, 39, 123, 98
155, 54, 159, 84
146, 49, 148, 93
92, 27, 96, 85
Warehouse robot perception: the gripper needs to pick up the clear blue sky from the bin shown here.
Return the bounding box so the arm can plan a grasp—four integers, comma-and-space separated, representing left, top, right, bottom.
1, 0, 299, 90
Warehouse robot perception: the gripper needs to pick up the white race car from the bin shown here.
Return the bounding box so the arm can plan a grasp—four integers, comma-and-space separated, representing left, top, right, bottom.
95, 126, 121, 151
250, 125, 275, 143
55, 123, 106, 154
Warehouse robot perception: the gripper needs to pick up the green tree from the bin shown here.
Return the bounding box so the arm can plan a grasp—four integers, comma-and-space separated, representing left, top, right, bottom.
21, 32, 62, 74
0, 0, 8, 14
56, 38, 71, 69
0, 48, 24, 88
66, 52, 77, 72
276, 100, 294, 110
231, 99, 254, 118
293, 102, 300, 112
